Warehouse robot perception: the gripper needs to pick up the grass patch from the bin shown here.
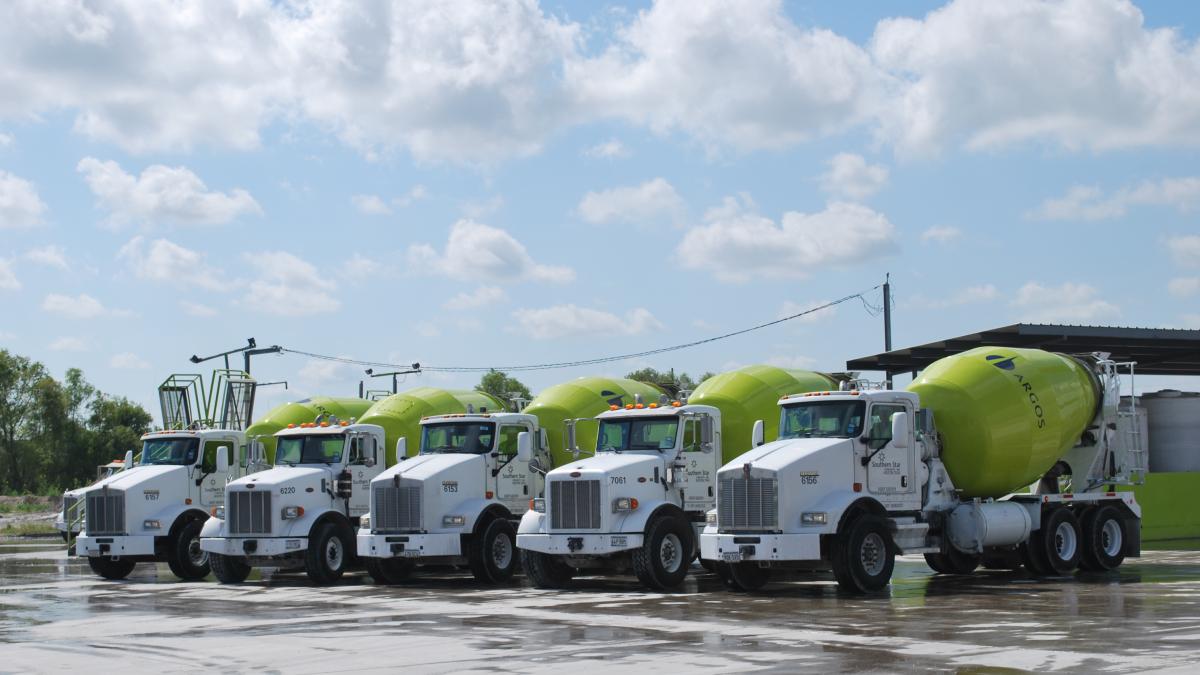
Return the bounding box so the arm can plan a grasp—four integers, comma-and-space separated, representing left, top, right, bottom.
0, 502, 51, 515
0, 521, 59, 537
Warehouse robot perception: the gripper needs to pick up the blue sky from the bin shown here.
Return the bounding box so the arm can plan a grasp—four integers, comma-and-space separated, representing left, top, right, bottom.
1, 0, 1198, 421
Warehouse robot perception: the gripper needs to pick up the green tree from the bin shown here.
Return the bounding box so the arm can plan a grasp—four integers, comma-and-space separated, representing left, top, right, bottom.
476, 370, 532, 410
624, 367, 714, 393
86, 395, 152, 477
0, 350, 51, 493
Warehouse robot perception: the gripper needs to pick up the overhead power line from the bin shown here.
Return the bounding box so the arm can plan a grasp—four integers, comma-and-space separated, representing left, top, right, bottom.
278, 283, 883, 373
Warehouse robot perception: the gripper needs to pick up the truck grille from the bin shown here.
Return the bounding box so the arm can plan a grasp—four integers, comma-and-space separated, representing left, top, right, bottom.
718, 476, 778, 530
549, 479, 601, 530
228, 490, 272, 535
373, 485, 422, 532
85, 491, 126, 535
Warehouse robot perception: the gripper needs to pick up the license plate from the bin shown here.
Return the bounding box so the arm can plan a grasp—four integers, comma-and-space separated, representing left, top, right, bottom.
610, 536, 628, 548
721, 552, 742, 562
401, 549, 421, 558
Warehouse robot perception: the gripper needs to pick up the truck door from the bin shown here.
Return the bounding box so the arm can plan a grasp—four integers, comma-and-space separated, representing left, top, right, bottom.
198, 438, 234, 508
494, 424, 533, 514
678, 416, 719, 513
346, 433, 382, 517
865, 403, 914, 498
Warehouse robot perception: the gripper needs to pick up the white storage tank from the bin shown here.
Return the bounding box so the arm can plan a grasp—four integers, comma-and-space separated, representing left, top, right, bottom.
1141, 390, 1200, 473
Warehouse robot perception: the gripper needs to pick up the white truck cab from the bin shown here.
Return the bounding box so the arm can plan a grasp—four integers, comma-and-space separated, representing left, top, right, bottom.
357, 411, 553, 584
74, 428, 251, 580
200, 417, 387, 584
517, 401, 721, 590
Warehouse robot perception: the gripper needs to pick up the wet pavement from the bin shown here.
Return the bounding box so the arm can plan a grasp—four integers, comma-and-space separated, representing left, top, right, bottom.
3, 541, 1200, 673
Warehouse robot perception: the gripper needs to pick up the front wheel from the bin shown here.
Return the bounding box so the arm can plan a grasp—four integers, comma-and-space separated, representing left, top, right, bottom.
166, 520, 210, 581
468, 518, 518, 584
365, 557, 415, 585
306, 522, 351, 585
87, 556, 136, 580
522, 550, 575, 589
726, 562, 771, 591
210, 553, 251, 583
831, 514, 895, 594
631, 514, 693, 591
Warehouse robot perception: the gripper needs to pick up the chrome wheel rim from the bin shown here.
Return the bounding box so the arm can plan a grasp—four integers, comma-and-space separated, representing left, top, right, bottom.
660, 533, 683, 573
1054, 521, 1077, 561
188, 536, 207, 567
492, 532, 513, 569
1101, 519, 1123, 557
861, 533, 885, 577
326, 537, 344, 571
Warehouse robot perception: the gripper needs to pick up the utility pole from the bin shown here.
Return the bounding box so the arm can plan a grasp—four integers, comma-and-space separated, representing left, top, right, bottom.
883, 273, 893, 388
365, 364, 421, 394
189, 338, 281, 375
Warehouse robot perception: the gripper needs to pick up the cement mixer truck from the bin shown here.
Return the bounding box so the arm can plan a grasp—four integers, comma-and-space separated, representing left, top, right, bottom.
200, 388, 504, 585
518, 366, 836, 590
357, 377, 654, 585
700, 347, 1144, 593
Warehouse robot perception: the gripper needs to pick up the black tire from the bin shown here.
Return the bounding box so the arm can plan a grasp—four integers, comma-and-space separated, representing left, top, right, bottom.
1019, 538, 1052, 577
924, 546, 980, 575
714, 561, 737, 590
631, 514, 693, 591
699, 558, 718, 574
831, 514, 895, 594
210, 552, 251, 583
726, 562, 771, 591
306, 522, 351, 585
468, 518, 518, 584
1026, 507, 1082, 576
522, 550, 575, 589
365, 556, 415, 584
1080, 505, 1126, 571
166, 520, 210, 581
87, 556, 136, 580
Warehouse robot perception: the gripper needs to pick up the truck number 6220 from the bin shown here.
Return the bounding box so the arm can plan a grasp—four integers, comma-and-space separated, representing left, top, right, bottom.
279, 486, 295, 494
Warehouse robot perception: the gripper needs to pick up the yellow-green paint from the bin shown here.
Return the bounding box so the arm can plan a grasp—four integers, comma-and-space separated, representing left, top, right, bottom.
359, 388, 506, 465
247, 397, 374, 463
524, 377, 664, 468
908, 347, 1099, 498
1121, 472, 1200, 542
690, 365, 839, 464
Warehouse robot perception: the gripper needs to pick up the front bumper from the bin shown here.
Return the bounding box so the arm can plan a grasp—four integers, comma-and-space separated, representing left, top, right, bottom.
76, 534, 155, 558
357, 532, 462, 559
700, 532, 822, 563
517, 532, 644, 556
199, 536, 308, 558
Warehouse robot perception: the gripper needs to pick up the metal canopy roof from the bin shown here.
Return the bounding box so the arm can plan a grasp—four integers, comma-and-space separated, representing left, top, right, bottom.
846, 323, 1200, 376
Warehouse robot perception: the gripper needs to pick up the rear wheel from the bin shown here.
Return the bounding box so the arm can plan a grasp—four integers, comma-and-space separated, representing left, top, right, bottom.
306, 522, 351, 585
522, 550, 575, 588
468, 518, 518, 584
726, 562, 771, 591
210, 553, 251, 583
87, 556, 136, 580
924, 546, 980, 575
831, 514, 895, 594
1024, 508, 1081, 576
1080, 505, 1126, 571
631, 514, 692, 591
365, 557, 415, 584
166, 520, 210, 581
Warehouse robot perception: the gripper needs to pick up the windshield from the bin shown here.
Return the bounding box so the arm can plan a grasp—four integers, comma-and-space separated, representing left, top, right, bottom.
275, 434, 346, 465
597, 417, 679, 453
779, 401, 866, 439
421, 422, 496, 455
139, 438, 199, 466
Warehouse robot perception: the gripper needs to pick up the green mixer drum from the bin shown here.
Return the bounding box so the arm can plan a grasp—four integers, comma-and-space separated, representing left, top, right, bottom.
524, 377, 665, 469
689, 365, 839, 464
359, 388, 507, 465
907, 347, 1100, 498
247, 397, 374, 463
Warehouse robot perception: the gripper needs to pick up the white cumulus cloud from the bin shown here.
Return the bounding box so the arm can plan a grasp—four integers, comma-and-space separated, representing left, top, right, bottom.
24, 245, 68, 270
577, 178, 684, 226
239, 251, 339, 316
351, 194, 392, 216
42, 293, 130, 319
820, 153, 888, 200
0, 170, 47, 229
117, 236, 229, 290
1029, 177, 1200, 221
1011, 281, 1119, 323
77, 157, 261, 227
408, 220, 573, 284
676, 196, 897, 282
513, 304, 662, 340
920, 225, 961, 243
0, 259, 19, 290
444, 286, 508, 310
583, 139, 630, 159
50, 337, 88, 352
110, 352, 150, 370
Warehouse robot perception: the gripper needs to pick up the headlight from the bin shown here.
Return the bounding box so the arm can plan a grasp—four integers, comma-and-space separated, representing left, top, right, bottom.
612, 497, 639, 513
706, 511, 717, 525
143, 519, 161, 530
531, 498, 545, 513
443, 515, 466, 526
360, 513, 371, 529
801, 511, 828, 526
211, 506, 225, 519
281, 506, 305, 519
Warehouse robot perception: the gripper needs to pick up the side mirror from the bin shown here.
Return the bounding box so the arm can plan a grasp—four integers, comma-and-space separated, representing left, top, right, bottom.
395, 438, 408, 461
566, 422, 578, 458
700, 416, 715, 452
216, 446, 230, 473
891, 413, 910, 448
516, 431, 532, 463
123, 449, 134, 470
751, 420, 765, 448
